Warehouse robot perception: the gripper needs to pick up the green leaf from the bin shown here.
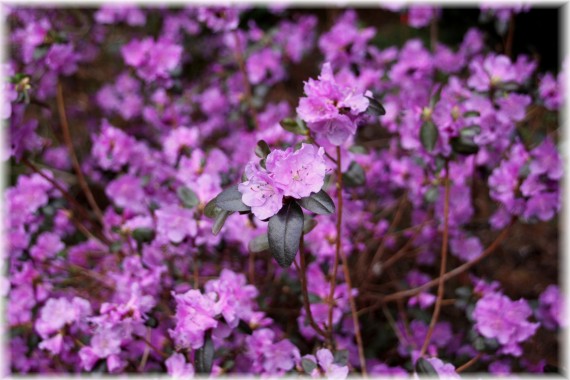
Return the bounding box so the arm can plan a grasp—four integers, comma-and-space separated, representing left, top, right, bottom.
248, 233, 269, 253
177, 186, 199, 208
215, 185, 251, 212
268, 201, 304, 268
424, 186, 439, 203
343, 161, 366, 188
194, 331, 214, 374
420, 121, 438, 152
279, 118, 309, 135
417, 358, 438, 375
303, 217, 318, 234
333, 349, 349, 366
365, 95, 386, 116
301, 358, 317, 373
255, 140, 271, 159
212, 210, 233, 235
204, 197, 220, 218
132, 228, 155, 244
451, 126, 480, 155
297, 190, 335, 215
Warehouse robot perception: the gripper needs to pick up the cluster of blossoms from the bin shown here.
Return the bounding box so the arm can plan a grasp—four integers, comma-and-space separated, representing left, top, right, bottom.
4, 4, 564, 378
239, 143, 327, 220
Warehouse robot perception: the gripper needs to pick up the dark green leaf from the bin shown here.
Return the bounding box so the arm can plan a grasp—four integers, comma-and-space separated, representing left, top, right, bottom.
255, 140, 271, 159
307, 293, 322, 303
248, 233, 269, 253
204, 197, 219, 218
177, 186, 199, 208
417, 358, 438, 375
333, 350, 349, 366
268, 201, 304, 268
451, 126, 479, 155
195, 331, 214, 374
297, 190, 335, 215
303, 217, 318, 234
463, 110, 480, 118
280, 118, 309, 135
215, 185, 251, 212
212, 210, 233, 236
424, 186, 439, 203
301, 358, 317, 373
365, 95, 386, 116
343, 161, 366, 188
420, 121, 438, 152
132, 228, 155, 244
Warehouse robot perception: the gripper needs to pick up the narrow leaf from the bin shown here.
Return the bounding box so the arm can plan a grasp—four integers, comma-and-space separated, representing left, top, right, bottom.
297, 190, 335, 215
132, 228, 155, 244
194, 331, 214, 374
301, 358, 317, 374
254, 140, 271, 159
303, 217, 318, 234
268, 201, 304, 268
177, 186, 199, 208
215, 185, 251, 212
212, 210, 233, 235
204, 197, 219, 218
248, 233, 269, 253
280, 118, 309, 135
420, 121, 438, 152
417, 358, 438, 375
365, 95, 386, 116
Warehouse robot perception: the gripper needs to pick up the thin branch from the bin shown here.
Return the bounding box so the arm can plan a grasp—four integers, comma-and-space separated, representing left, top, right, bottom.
56, 80, 104, 224
419, 159, 451, 358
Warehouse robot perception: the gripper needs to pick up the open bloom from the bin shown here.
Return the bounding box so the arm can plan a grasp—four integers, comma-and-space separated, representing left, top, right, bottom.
297, 62, 370, 145
239, 143, 327, 220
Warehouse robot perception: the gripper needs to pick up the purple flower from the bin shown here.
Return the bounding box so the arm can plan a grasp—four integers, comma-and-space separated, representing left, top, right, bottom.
266, 143, 327, 199
425, 357, 460, 378
92, 120, 136, 171
170, 289, 219, 350
246, 48, 285, 85
165, 353, 195, 377
122, 37, 182, 82
204, 269, 258, 328
155, 205, 197, 244
45, 43, 79, 76
536, 285, 563, 330
35, 297, 91, 339
238, 163, 284, 220
539, 72, 562, 110
197, 7, 240, 32
408, 6, 440, 28
529, 137, 563, 180
297, 62, 370, 145
468, 54, 517, 91
95, 5, 146, 26
473, 292, 539, 356
315, 348, 349, 379
245, 328, 300, 375
105, 173, 147, 214
163, 126, 200, 165
30, 232, 64, 261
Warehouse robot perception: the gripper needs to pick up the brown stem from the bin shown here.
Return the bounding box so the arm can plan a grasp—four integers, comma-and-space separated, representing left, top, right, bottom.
456, 352, 483, 373
326, 147, 343, 346
360, 195, 407, 286
429, 16, 438, 53
380, 220, 513, 303
56, 80, 104, 224
294, 238, 329, 339
418, 160, 451, 358
330, 147, 368, 376
232, 32, 259, 130
22, 158, 110, 245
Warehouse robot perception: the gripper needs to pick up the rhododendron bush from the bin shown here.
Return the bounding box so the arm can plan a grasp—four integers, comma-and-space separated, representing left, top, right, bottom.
4, 4, 565, 377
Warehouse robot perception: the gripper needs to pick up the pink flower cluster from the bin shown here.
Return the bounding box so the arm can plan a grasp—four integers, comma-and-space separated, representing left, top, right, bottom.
238, 143, 327, 219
